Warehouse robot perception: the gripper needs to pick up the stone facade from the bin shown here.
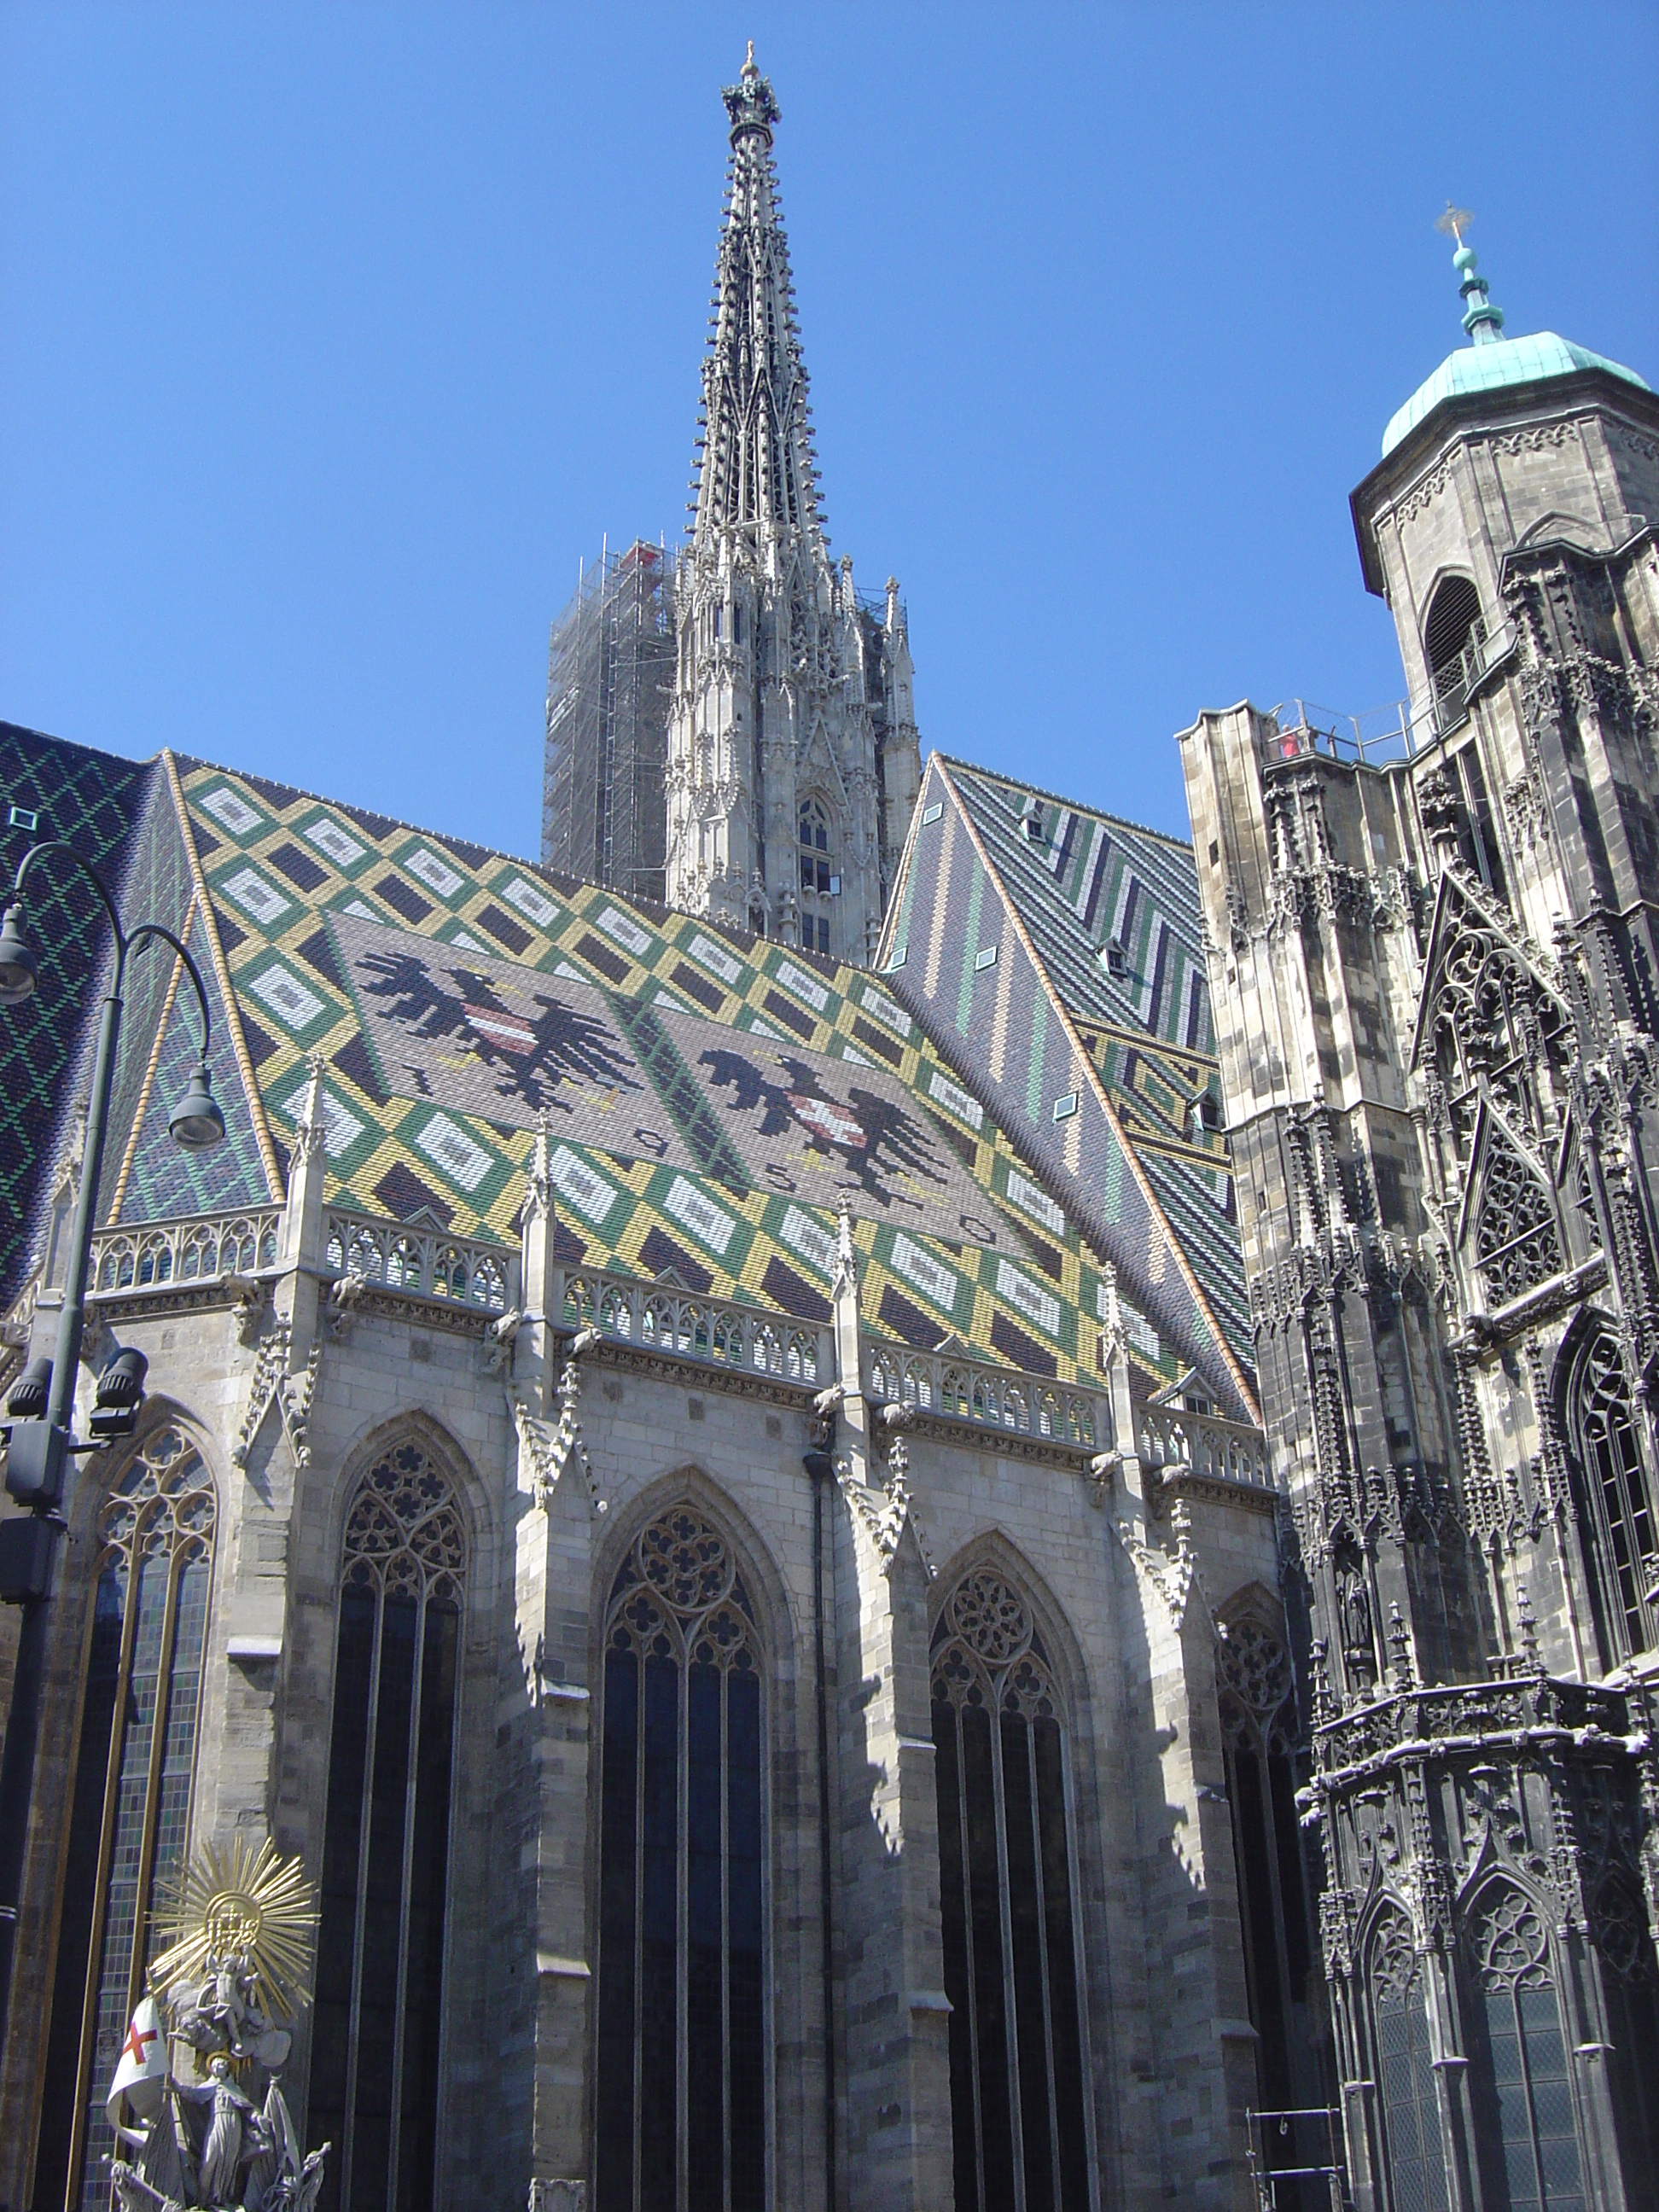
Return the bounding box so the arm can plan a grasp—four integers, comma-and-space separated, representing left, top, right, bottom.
1179, 276, 1659, 2211
1, 1098, 1285, 2212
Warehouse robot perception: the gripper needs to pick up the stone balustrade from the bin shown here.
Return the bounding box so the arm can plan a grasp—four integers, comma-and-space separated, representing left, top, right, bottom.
863, 1336, 1106, 1448
77, 1208, 1182, 1463
323, 1209, 517, 1313
557, 1266, 827, 1387
1136, 1400, 1271, 1487
90, 1208, 284, 1294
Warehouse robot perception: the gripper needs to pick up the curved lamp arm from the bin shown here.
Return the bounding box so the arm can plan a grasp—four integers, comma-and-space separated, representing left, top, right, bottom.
11, 838, 125, 940
9, 846, 213, 1057
121, 923, 215, 1057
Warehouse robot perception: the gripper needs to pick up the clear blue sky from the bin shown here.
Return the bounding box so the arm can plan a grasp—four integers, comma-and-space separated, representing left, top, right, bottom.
3, 4, 1655, 853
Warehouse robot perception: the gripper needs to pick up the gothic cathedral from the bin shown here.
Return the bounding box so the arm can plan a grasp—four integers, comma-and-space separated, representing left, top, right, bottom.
3, 49, 1658, 2212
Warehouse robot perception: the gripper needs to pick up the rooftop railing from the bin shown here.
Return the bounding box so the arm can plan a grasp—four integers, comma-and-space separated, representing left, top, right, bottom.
1267, 620, 1516, 770
74, 1205, 1284, 1483
323, 1209, 517, 1313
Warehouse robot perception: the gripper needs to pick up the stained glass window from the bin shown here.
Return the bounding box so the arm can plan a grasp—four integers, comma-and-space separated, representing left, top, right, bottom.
1463, 1883, 1585, 2212
310, 1437, 466, 2212
930, 1565, 1090, 2212
595, 1505, 765, 2212
32, 1426, 216, 2212
1369, 1910, 1449, 2212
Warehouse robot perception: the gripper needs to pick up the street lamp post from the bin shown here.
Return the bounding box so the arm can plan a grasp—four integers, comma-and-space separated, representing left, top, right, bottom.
0, 840, 224, 2067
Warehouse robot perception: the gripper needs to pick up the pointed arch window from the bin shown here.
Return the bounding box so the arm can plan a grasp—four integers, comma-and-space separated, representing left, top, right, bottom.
798, 798, 836, 954
930, 1566, 1090, 2212
1462, 1882, 1585, 2212
595, 1505, 766, 2212
311, 1438, 467, 2212
1565, 1325, 1658, 1661
32, 1426, 216, 2212
1367, 1909, 1449, 2212
1475, 1136, 1563, 1302
1423, 575, 1486, 729
1214, 1610, 1316, 2116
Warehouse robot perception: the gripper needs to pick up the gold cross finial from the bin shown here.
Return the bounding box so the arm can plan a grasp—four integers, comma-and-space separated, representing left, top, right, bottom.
1435, 202, 1474, 247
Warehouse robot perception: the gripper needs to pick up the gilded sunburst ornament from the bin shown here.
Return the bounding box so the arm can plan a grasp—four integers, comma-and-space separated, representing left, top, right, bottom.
148, 1836, 318, 2020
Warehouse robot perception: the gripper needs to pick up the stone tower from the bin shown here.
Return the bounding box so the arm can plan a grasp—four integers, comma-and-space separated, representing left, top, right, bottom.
664, 47, 921, 960
1179, 234, 1659, 2211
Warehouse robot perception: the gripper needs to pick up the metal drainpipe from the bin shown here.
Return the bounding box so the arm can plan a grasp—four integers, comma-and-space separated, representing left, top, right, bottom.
804, 1442, 837, 2209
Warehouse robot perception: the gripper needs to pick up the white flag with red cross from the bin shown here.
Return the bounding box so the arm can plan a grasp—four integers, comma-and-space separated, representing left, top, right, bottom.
105, 1994, 167, 2122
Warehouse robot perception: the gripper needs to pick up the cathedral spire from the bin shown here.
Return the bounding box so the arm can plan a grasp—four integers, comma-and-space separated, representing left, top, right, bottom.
663, 55, 919, 956
690, 47, 826, 548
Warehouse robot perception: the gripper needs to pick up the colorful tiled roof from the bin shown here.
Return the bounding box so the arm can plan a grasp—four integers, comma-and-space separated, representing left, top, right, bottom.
878, 754, 1254, 1420
17, 742, 1215, 1396
0, 723, 151, 1307
0, 719, 1264, 1408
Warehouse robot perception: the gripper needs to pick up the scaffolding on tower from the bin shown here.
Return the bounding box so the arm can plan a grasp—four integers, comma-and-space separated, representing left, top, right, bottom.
542, 538, 678, 904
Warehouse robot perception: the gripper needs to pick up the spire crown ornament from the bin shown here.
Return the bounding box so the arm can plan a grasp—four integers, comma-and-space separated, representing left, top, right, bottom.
1435, 203, 1505, 345
722, 44, 779, 143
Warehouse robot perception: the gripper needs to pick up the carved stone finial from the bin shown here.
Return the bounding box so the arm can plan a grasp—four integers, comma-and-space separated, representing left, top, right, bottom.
1096, 1261, 1125, 1368
297, 1052, 329, 1162
833, 1193, 859, 1298
722, 49, 779, 142
526, 1107, 553, 1224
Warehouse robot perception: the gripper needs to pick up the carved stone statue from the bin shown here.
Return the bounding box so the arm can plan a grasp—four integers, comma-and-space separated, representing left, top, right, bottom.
105, 1837, 329, 2212
1341, 1566, 1377, 1690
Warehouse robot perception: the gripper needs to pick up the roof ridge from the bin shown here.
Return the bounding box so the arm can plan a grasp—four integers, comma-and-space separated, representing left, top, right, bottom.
935, 753, 1196, 853
176, 752, 864, 974
932, 759, 1259, 1423
162, 751, 286, 1201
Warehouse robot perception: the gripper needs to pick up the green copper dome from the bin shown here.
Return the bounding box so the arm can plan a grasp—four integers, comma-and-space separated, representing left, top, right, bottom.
1382, 330, 1650, 457
1382, 233, 1649, 457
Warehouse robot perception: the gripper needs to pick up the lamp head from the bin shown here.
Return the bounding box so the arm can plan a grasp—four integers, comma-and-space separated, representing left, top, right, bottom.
89, 1346, 148, 1441
6, 1353, 52, 1422
0, 903, 38, 1007
169, 1058, 225, 1150
96, 1347, 148, 1408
